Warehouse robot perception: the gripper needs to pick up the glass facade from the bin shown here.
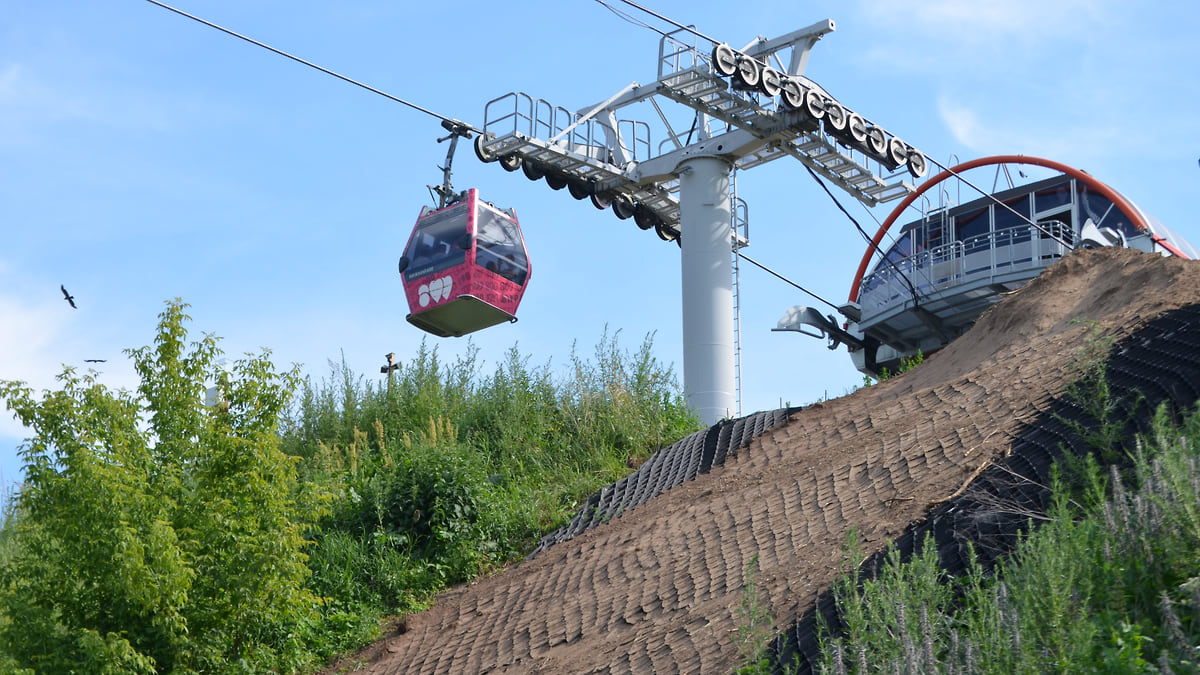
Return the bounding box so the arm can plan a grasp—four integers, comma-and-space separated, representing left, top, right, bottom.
992, 194, 1031, 233
1034, 183, 1072, 213
1077, 185, 1139, 239
865, 176, 1081, 294
955, 207, 989, 244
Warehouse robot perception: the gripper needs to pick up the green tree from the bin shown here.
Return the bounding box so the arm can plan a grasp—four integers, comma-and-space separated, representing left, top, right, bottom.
0, 300, 325, 673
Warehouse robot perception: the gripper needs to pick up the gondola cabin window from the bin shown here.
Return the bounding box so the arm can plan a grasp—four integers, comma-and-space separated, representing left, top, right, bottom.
475, 202, 528, 285
403, 201, 470, 282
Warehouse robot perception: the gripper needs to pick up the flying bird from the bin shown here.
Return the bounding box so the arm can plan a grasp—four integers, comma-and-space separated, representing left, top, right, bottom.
84, 359, 106, 363
60, 285, 76, 309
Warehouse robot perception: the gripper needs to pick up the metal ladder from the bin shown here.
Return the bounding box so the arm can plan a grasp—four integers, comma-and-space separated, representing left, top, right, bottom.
730, 171, 749, 417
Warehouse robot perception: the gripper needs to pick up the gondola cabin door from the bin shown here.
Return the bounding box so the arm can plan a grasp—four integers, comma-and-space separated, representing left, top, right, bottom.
398, 188, 531, 337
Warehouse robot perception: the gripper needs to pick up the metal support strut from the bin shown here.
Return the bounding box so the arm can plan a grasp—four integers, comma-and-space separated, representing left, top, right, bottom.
680, 155, 736, 424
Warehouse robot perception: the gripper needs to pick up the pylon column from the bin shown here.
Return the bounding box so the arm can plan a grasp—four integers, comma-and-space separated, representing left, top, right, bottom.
678, 155, 735, 425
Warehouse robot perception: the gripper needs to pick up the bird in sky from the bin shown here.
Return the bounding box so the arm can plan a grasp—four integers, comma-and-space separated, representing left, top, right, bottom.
60, 285, 76, 309
84, 359, 106, 363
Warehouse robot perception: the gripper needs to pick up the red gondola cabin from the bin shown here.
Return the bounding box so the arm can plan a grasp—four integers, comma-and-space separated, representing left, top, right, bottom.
398, 188, 531, 337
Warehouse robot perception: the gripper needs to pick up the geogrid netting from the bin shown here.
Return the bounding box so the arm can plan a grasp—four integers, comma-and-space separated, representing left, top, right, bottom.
530, 408, 796, 557
345, 252, 1200, 675
773, 303, 1200, 673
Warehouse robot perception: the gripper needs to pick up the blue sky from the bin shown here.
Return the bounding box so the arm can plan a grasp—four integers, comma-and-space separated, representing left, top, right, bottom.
3, 0, 1198, 488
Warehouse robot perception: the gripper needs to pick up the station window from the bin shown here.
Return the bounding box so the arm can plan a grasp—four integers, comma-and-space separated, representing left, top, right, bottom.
873, 231, 914, 275
992, 194, 1031, 233
1077, 184, 1137, 239
1035, 182, 1073, 214
954, 208, 989, 246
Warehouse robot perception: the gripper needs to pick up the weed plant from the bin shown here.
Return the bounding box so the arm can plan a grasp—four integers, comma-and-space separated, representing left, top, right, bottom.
736, 555, 777, 674
284, 329, 701, 654
817, 403, 1200, 673
0, 484, 18, 674
815, 326, 1200, 672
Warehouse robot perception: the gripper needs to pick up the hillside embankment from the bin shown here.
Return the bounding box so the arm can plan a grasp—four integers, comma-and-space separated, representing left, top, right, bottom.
327, 248, 1200, 674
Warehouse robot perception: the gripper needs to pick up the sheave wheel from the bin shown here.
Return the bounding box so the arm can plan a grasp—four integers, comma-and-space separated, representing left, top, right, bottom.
545, 172, 567, 190
521, 161, 545, 181
568, 180, 592, 200
734, 57, 761, 89
473, 134, 497, 163
612, 195, 635, 220
759, 67, 782, 97
711, 43, 738, 77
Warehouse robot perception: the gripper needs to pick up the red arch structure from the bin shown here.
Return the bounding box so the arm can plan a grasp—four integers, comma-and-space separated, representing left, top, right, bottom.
848, 155, 1187, 303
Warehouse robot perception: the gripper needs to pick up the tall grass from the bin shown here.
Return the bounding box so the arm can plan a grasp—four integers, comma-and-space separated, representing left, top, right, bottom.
282, 330, 701, 656
817, 403, 1200, 673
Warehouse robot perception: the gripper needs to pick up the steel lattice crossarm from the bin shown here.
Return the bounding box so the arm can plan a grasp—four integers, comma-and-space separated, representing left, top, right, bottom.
473, 19, 928, 242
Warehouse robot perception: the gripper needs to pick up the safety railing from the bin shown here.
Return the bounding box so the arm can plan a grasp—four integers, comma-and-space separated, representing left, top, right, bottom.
859, 221, 1076, 319
480, 92, 651, 165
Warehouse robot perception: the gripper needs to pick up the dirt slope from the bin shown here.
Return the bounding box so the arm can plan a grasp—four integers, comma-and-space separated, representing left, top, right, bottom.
328, 248, 1200, 674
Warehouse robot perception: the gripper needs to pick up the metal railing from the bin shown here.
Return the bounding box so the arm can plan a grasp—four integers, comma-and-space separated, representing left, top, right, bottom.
480, 92, 651, 165
859, 221, 1076, 318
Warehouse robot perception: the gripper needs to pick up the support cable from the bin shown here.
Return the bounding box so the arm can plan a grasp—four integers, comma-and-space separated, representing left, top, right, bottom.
594, 0, 669, 37
801, 164, 923, 306
735, 251, 841, 313
922, 155, 1073, 249
615, 0, 720, 44
143, 0, 477, 133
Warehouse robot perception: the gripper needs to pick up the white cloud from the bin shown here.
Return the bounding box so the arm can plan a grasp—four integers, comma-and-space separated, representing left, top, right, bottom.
936, 93, 1149, 166
937, 97, 989, 153
0, 58, 226, 149
0, 62, 94, 120
0, 291, 70, 475
0, 294, 71, 384
849, 0, 1112, 82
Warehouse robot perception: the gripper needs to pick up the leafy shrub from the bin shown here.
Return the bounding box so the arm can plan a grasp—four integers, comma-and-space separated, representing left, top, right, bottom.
0, 301, 698, 671
290, 327, 700, 648
0, 300, 341, 673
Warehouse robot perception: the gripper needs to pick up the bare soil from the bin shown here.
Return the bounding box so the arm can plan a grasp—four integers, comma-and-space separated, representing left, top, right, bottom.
320, 248, 1200, 674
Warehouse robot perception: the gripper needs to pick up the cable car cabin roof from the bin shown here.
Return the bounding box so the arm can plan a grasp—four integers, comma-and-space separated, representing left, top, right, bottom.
398, 188, 531, 338
852, 172, 1195, 373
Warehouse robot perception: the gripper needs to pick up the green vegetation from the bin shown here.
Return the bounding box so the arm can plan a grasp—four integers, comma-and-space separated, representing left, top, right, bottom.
814, 323, 1200, 673
860, 349, 924, 388
0, 301, 700, 673
8, 297, 1198, 673
818, 405, 1200, 673
735, 555, 777, 674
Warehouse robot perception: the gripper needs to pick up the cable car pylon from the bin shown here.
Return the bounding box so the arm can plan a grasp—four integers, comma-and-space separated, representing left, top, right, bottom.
474, 18, 927, 423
